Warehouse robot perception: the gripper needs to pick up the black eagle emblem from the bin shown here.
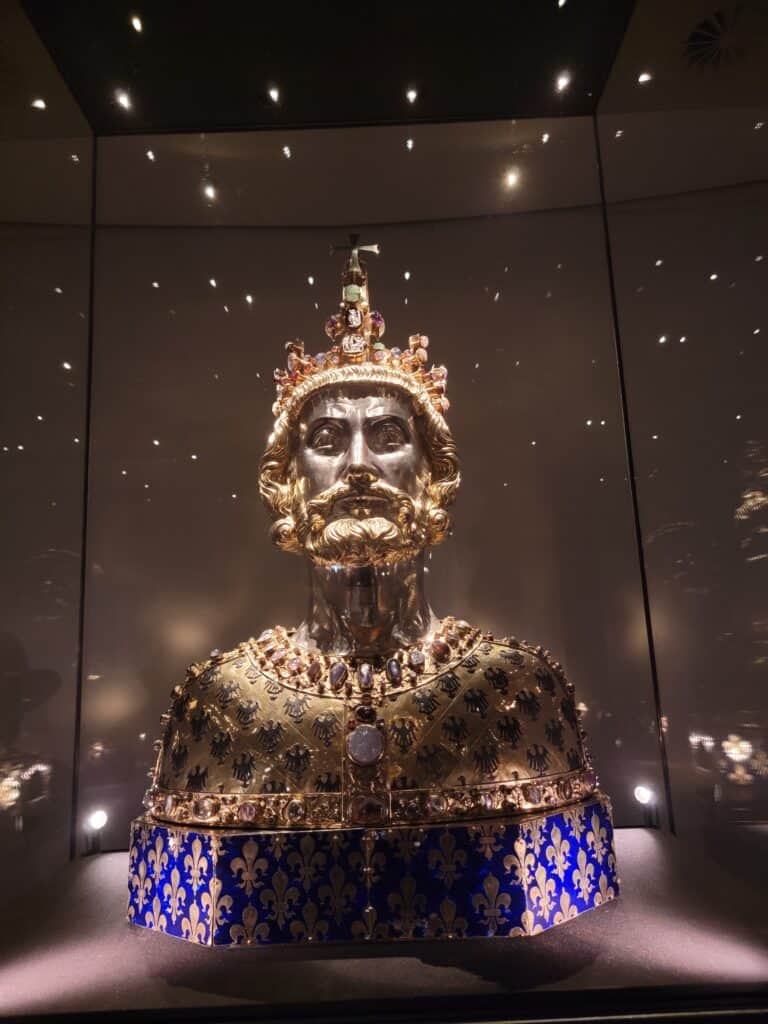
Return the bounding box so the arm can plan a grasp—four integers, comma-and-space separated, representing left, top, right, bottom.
315, 772, 342, 793
534, 665, 556, 696
438, 671, 461, 697
516, 688, 541, 720
390, 716, 418, 752
235, 700, 259, 728
474, 740, 500, 777
545, 718, 565, 750
442, 715, 469, 749
312, 712, 340, 747
496, 715, 522, 747
185, 765, 208, 791
232, 752, 255, 786
561, 695, 578, 728
189, 705, 210, 742
283, 743, 311, 780
217, 681, 241, 709
170, 738, 188, 775
567, 747, 582, 771
255, 719, 284, 755
501, 649, 525, 667
412, 688, 440, 718
527, 744, 550, 775
460, 654, 480, 673
283, 692, 311, 722
484, 666, 509, 694
463, 687, 489, 717
209, 730, 233, 763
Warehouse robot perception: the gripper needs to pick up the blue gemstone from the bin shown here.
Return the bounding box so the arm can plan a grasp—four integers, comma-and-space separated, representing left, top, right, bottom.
329, 662, 348, 689
386, 658, 402, 684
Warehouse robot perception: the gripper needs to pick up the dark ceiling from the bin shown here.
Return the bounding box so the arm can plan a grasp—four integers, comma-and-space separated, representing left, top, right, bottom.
22, 0, 636, 135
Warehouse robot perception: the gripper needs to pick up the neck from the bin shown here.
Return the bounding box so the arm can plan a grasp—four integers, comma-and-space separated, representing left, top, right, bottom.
295, 554, 439, 657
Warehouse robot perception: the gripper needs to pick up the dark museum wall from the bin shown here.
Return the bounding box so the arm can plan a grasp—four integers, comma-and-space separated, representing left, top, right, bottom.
0, 0, 766, 905
0, 1, 92, 898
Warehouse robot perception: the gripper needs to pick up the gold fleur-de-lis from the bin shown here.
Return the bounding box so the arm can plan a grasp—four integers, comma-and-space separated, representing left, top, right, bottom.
129, 843, 139, 867
201, 875, 233, 929
503, 836, 534, 888
529, 863, 556, 923
287, 834, 327, 892
524, 818, 547, 858
350, 903, 390, 941
267, 833, 289, 862
428, 831, 467, 889
594, 871, 616, 906
181, 902, 208, 944
563, 806, 587, 840
387, 875, 427, 938
349, 833, 386, 887
553, 889, 578, 925
586, 812, 609, 865
162, 867, 187, 924
183, 837, 209, 894
393, 828, 425, 866
289, 901, 329, 942
509, 909, 543, 936
471, 873, 511, 935
260, 867, 300, 928
426, 897, 468, 939
470, 822, 505, 861
144, 895, 167, 932
572, 848, 595, 902
130, 858, 152, 912
138, 825, 151, 848
230, 904, 269, 945
544, 824, 571, 881
147, 834, 168, 884
318, 863, 357, 924
231, 838, 269, 896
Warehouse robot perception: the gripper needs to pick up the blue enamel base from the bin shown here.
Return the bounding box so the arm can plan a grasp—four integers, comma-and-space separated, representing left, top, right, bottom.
127, 795, 618, 945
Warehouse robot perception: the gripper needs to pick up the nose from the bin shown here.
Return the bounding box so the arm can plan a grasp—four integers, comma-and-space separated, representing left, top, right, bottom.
343, 427, 379, 489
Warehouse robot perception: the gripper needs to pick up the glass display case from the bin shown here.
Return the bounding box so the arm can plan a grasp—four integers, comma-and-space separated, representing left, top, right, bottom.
1, 0, 766, 1019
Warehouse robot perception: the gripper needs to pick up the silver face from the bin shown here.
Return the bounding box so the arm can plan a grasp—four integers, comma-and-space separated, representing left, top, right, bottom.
295, 385, 430, 524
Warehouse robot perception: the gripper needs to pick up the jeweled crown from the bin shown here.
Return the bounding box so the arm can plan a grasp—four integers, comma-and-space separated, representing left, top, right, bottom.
271, 235, 449, 420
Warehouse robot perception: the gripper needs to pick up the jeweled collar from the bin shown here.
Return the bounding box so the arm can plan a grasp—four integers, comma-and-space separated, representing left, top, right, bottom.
190, 616, 483, 700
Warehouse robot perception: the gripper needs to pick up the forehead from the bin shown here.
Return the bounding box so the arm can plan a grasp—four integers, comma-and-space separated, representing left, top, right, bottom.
300, 384, 415, 424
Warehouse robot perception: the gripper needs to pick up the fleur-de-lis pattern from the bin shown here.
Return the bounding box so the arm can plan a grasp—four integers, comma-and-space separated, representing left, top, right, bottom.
127, 794, 617, 946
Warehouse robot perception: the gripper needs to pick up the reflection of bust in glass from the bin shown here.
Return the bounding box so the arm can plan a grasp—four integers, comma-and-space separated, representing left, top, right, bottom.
145, 240, 599, 831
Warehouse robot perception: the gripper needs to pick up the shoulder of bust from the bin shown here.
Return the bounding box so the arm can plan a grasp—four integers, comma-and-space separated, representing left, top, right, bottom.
483, 633, 572, 687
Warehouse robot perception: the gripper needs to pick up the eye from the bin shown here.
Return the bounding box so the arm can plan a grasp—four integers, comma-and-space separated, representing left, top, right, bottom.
307, 422, 345, 454
369, 418, 409, 452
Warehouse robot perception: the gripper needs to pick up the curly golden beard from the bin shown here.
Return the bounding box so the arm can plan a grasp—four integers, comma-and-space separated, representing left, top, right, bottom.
294, 479, 429, 567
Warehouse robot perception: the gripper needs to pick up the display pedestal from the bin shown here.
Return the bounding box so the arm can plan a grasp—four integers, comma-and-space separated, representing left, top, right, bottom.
127, 794, 617, 946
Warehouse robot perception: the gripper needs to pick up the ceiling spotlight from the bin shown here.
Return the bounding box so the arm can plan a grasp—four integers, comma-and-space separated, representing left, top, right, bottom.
654, 258, 663, 266
637, 71, 653, 84
633, 785, 654, 805
87, 808, 108, 831
406, 87, 418, 104
558, 0, 567, 6
152, 439, 160, 447
307, 275, 315, 286
130, 14, 142, 32
146, 149, 155, 161
404, 270, 411, 281
203, 181, 217, 201
405, 137, 414, 151
709, 272, 718, 280
505, 168, 520, 188
62, 361, 72, 370
115, 89, 132, 110
268, 86, 280, 104
541, 132, 550, 143
754, 121, 764, 131
658, 335, 667, 344
151, 280, 159, 288
209, 278, 217, 288
555, 71, 571, 93
70, 153, 80, 162
614, 129, 624, 139
282, 145, 291, 159
31, 97, 47, 110
245, 294, 253, 304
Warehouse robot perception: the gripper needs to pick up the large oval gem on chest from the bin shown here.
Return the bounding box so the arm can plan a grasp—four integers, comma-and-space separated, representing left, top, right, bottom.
346, 724, 384, 766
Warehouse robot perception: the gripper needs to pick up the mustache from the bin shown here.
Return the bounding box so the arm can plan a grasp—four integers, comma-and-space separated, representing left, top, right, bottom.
304, 479, 416, 524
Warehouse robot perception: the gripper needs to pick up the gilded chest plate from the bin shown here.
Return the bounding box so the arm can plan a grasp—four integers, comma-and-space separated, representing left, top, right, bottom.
146, 618, 594, 829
